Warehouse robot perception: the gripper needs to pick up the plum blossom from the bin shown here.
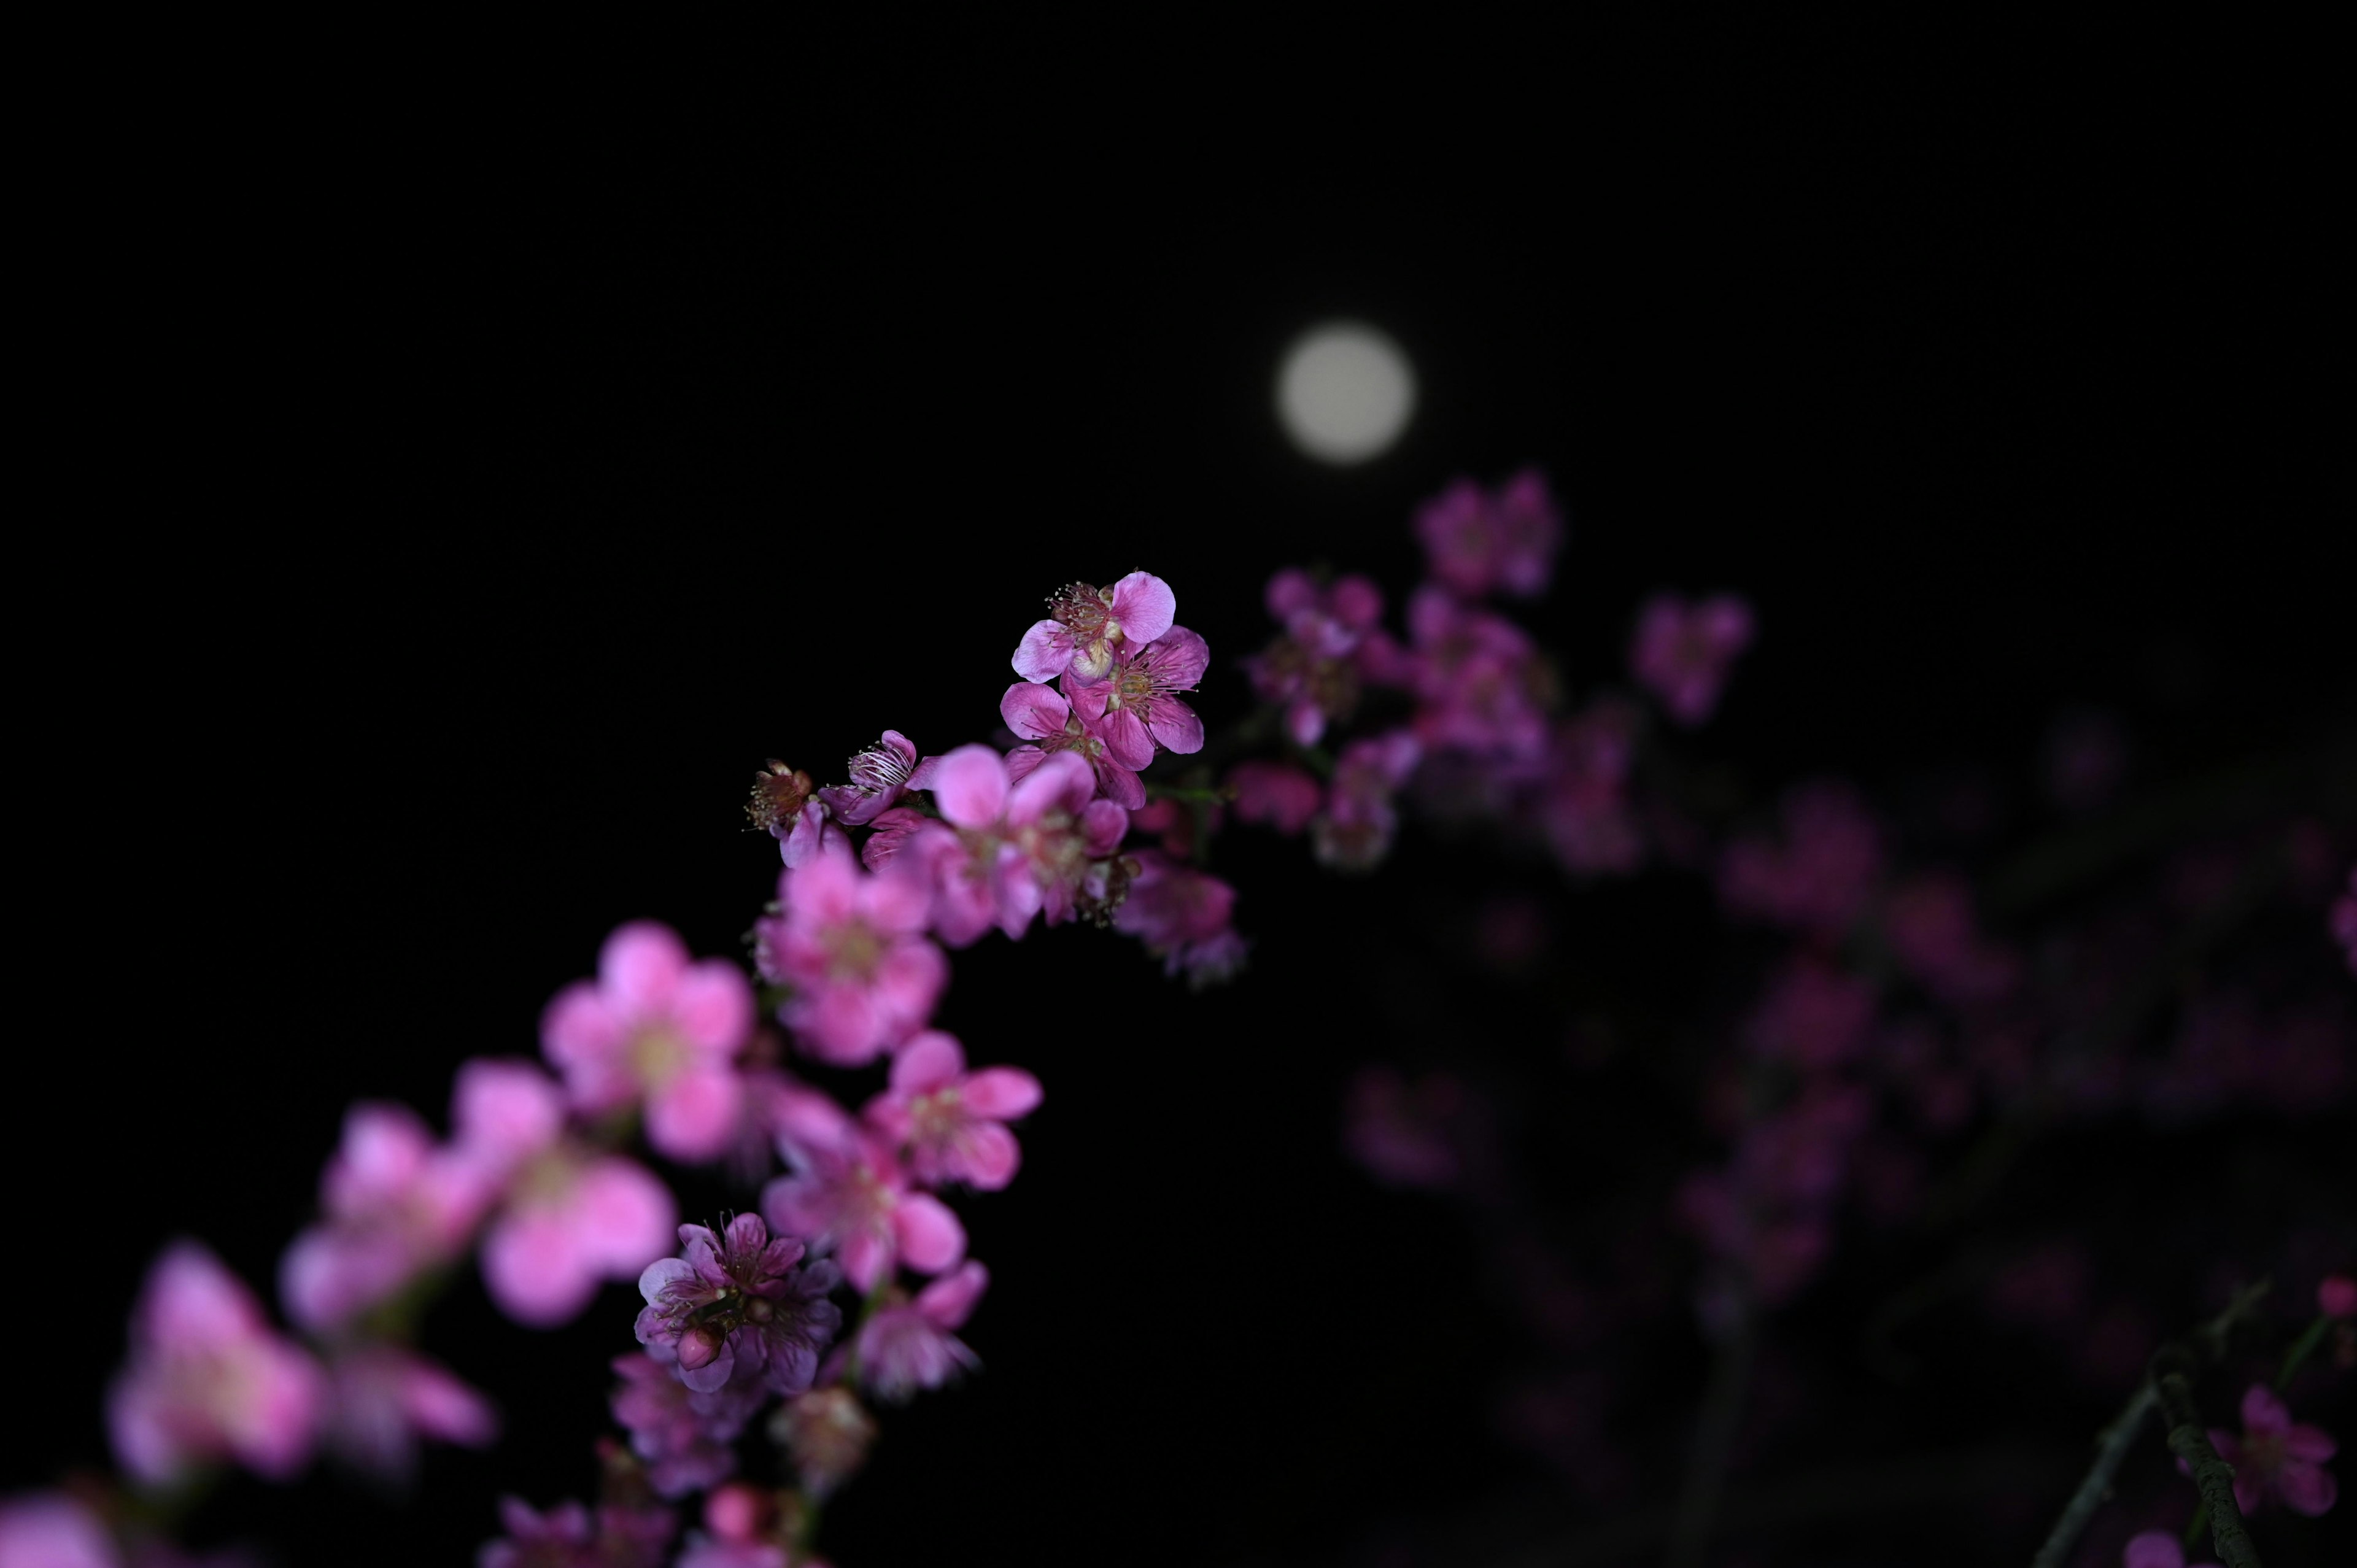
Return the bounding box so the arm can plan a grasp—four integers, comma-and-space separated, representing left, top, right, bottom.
2202, 1383, 2338, 1516
1228, 761, 1322, 835
454, 1059, 677, 1328
855, 1260, 988, 1402
762, 1131, 966, 1293
610, 1351, 763, 1498
1629, 592, 1754, 727
1115, 851, 1245, 984
1012, 571, 1176, 684
319, 1343, 498, 1485
865, 1031, 1042, 1189
1540, 702, 1643, 876
1000, 681, 1145, 809
478, 1496, 673, 1568
915, 746, 1128, 942
634, 1215, 843, 1397
1415, 469, 1563, 598
1882, 874, 2019, 1006
1246, 569, 1387, 745
754, 846, 945, 1065
1719, 780, 1884, 937
1311, 731, 1420, 871
817, 730, 934, 827
1401, 587, 1550, 761
2122, 1530, 2220, 1568
0, 1493, 119, 1568
109, 1242, 323, 1486
279, 1101, 494, 1334
541, 921, 754, 1162
746, 761, 836, 868
1062, 627, 1210, 769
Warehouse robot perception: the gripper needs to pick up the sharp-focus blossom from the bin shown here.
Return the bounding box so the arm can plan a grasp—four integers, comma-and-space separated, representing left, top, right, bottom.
746, 761, 837, 869
1062, 627, 1210, 769
320, 1343, 498, 1485
0, 1493, 120, 1568
1311, 731, 1420, 871
1246, 570, 1387, 745
2202, 1383, 2338, 1516
279, 1101, 493, 1334
1000, 682, 1145, 809
541, 922, 754, 1162
754, 846, 945, 1066
1629, 592, 1754, 727
2122, 1530, 2221, 1568
865, 1031, 1042, 1190
855, 1260, 988, 1403
109, 1242, 324, 1486
1012, 571, 1176, 685
1114, 851, 1245, 984
1415, 469, 1563, 599
817, 730, 934, 827
455, 1059, 678, 1328
1401, 587, 1551, 761
1719, 781, 1884, 937
1228, 761, 1322, 835
913, 746, 1129, 941
610, 1352, 763, 1498
770, 1388, 876, 1500
634, 1215, 843, 1397
761, 1132, 966, 1293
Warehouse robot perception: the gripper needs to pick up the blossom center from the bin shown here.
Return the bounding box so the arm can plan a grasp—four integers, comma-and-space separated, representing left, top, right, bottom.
825, 922, 884, 981
908, 1087, 965, 1143
630, 1025, 690, 1087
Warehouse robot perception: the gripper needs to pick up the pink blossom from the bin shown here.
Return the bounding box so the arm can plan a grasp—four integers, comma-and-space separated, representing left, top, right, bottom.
455, 1059, 678, 1327
855, 1260, 989, 1402
2122, 1530, 2220, 1568
1719, 780, 1884, 937
1311, 730, 1420, 870
2204, 1383, 2339, 1515
279, 1101, 493, 1334
677, 1483, 788, 1568
1414, 469, 1563, 599
1541, 702, 1643, 876
1744, 957, 1876, 1072
0, 1493, 120, 1568
635, 1214, 843, 1396
1012, 571, 1176, 684
1114, 851, 1245, 984
917, 746, 1126, 942
108, 1242, 323, 1486
1228, 761, 1322, 835
761, 1131, 966, 1293
1402, 587, 1550, 761
817, 730, 934, 826
865, 1031, 1042, 1190
753, 845, 945, 1065
2321, 1274, 2357, 1318
1883, 874, 2019, 1006
746, 762, 843, 870
610, 1352, 762, 1498
1062, 626, 1210, 769
772, 1388, 876, 1500
1245, 570, 1384, 745
541, 921, 754, 1162
857, 805, 931, 871
1000, 681, 1145, 809
1629, 592, 1754, 727
320, 1343, 498, 1485
477, 1499, 594, 1568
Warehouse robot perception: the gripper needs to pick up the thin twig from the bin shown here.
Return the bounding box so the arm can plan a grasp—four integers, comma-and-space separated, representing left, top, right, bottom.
2155, 1369, 2260, 1568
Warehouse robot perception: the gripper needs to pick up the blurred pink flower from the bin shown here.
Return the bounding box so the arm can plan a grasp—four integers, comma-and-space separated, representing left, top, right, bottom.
2122, 1529, 2220, 1568
1246, 569, 1384, 745
1343, 1067, 1464, 1190
855, 1260, 989, 1403
1540, 702, 1644, 877
541, 921, 754, 1163
754, 846, 945, 1065
610, 1351, 762, 1499
2321, 1274, 2357, 1318
1311, 730, 1420, 871
0, 1493, 118, 1568
865, 1031, 1042, 1190
1402, 587, 1549, 761
1883, 874, 2019, 1006
319, 1343, 497, 1485
279, 1101, 493, 1334
1115, 851, 1245, 984
1414, 469, 1562, 599
1719, 780, 1883, 937
1228, 761, 1322, 835
109, 1242, 323, 1486
1629, 592, 1754, 726
2203, 1383, 2338, 1516
761, 1131, 966, 1294
1745, 957, 1875, 1072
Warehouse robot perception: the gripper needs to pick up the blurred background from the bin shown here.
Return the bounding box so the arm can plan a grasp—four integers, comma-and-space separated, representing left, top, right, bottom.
12, 28, 2349, 1567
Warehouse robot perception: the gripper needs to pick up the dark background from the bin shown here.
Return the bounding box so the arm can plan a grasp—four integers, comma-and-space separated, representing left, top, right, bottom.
14, 31, 2347, 1567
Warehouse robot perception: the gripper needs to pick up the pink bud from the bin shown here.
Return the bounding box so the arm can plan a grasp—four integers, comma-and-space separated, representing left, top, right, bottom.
677, 1324, 724, 1372
2320, 1274, 2357, 1319
705, 1481, 765, 1542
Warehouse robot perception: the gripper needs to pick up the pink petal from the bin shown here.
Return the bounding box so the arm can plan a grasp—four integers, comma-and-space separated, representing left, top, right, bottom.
1012, 619, 1071, 682
999, 681, 1070, 741
892, 1194, 967, 1274
397, 1355, 499, 1446
1265, 568, 1315, 620
1108, 571, 1176, 644
915, 1260, 989, 1330
671, 962, 754, 1053
452, 1058, 566, 1167
2283, 1423, 2338, 1462
784, 846, 861, 925
1096, 707, 1155, 772
960, 1067, 1042, 1119
1145, 697, 1206, 754
1096, 760, 1147, 811
932, 744, 1010, 828
1004, 744, 1047, 786
1081, 798, 1129, 857
890, 1031, 965, 1093
2278, 1460, 2338, 1516
1007, 749, 1093, 825
864, 860, 938, 934
540, 984, 625, 1075
840, 1228, 892, 1294
481, 1212, 597, 1327
600, 921, 689, 1010
957, 1121, 1021, 1189
2240, 1383, 2291, 1434
142, 1243, 265, 1351
1145, 625, 1210, 687
2123, 1530, 2185, 1568
570, 1157, 678, 1275
646, 1068, 744, 1162
1331, 575, 1383, 627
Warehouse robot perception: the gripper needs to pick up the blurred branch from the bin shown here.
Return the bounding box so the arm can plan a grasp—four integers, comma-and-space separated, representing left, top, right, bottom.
2028, 1279, 2270, 1568
1662, 1307, 1754, 1568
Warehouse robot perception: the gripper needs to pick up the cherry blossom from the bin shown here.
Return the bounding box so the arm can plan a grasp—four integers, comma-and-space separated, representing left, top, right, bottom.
319, 1343, 497, 1485
865, 1030, 1042, 1190
855, 1260, 988, 1402
279, 1101, 493, 1334
1414, 469, 1563, 599
2204, 1383, 2339, 1515
754, 846, 945, 1065
817, 730, 934, 827
1628, 592, 1754, 727
1228, 761, 1322, 835
1011, 571, 1176, 684
634, 1215, 842, 1397
1062, 627, 1210, 769
761, 1130, 966, 1293
1000, 681, 1145, 809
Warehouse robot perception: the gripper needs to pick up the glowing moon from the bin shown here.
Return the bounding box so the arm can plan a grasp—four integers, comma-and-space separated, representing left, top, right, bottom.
1275, 322, 1416, 465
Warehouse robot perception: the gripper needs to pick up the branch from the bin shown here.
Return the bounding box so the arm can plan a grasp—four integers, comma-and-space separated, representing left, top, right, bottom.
2154, 1366, 2260, 1568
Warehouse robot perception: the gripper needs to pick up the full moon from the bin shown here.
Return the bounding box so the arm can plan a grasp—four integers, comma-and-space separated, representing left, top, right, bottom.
1275, 322, 1416, 465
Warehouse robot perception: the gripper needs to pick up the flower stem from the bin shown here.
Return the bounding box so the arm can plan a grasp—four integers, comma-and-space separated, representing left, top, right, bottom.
1663, 1306, 1755, 1568
2154, 1369, 2260, 1568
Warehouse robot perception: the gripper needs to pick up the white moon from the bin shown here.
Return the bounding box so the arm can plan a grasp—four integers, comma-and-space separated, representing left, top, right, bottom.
1275, 322, 1416, 465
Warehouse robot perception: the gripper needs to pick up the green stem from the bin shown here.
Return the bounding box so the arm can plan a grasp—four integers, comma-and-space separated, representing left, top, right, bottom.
2275, 1313, 2334, 1389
